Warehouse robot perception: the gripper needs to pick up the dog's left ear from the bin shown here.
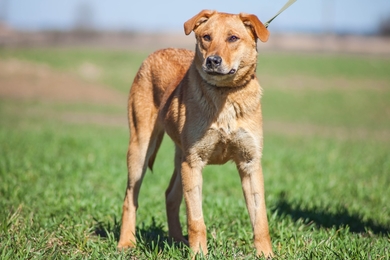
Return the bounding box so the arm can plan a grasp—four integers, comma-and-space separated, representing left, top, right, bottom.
239, 13, 270, 42
184, 10, 216, 35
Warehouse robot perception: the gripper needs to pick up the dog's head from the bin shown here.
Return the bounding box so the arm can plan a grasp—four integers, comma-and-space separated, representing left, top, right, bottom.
184, 10, 269, 87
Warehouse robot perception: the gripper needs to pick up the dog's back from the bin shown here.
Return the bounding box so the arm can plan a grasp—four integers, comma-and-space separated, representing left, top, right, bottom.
129, 48, 194, 114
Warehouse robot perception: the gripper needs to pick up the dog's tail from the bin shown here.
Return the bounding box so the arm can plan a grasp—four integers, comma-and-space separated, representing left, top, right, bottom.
147, 130, 164, 172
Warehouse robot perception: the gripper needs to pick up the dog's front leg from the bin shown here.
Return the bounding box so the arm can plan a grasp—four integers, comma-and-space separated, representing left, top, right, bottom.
237, 162, 273, 258
181, 160, 207, 256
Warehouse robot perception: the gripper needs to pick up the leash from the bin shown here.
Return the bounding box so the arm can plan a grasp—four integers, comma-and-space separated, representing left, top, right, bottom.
264, 0, 297, 28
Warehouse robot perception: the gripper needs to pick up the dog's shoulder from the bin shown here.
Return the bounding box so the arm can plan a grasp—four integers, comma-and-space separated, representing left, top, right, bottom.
147, 48, 194, 68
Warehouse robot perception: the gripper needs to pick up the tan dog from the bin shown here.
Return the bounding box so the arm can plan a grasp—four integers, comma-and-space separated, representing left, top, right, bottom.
117, 10, 273, 258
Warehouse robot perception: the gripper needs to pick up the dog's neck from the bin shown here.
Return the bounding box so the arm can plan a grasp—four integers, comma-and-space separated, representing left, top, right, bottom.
208, 72, 256, 90
189, 65, 262, 122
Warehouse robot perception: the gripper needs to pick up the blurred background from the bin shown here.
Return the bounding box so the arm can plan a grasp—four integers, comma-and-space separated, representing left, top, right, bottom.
1, 0, 390, 53
1, 1, 390, 258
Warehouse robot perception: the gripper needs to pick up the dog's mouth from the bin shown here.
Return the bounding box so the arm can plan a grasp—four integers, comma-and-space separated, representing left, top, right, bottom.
204, 68, 237, 76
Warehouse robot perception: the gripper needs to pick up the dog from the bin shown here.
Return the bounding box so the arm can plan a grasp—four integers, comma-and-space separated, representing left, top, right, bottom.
117, 10, 273, 258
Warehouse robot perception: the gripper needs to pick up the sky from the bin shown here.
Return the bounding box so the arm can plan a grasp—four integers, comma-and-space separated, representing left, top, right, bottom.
1, 0, 390, 34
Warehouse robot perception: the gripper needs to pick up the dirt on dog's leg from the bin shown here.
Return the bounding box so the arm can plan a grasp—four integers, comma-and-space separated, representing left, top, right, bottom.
181, 161, 207, 256
238, 163, 273, 258
165, 147, 187, 244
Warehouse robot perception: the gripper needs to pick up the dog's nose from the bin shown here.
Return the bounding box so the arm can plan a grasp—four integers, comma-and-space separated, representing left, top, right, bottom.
206, 55, 222, 69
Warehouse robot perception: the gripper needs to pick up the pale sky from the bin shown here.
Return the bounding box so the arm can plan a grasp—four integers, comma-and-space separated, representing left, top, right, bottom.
1, 0, 390, 34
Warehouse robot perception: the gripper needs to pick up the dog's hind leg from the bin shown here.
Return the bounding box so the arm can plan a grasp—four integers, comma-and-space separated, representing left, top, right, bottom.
165, 146, 187, 244
118, 76, 164, 249
118, 123, 164, 249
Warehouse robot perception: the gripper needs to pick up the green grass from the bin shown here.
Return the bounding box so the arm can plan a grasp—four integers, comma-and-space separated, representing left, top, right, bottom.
258, 52, 390, 80
0, 48, 148, 93
1, 48, 390, 259
262, 88, 390, 129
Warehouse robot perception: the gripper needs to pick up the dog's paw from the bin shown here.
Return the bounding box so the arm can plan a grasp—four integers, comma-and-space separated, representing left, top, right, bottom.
117, 241, 136, 251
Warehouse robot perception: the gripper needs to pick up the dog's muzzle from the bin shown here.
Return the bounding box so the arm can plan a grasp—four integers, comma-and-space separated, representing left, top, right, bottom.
205, 55, 236, 75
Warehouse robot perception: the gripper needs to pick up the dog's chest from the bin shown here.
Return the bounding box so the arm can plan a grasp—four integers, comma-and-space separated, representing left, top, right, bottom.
196, 104, 260, 165
199, 125, 258, 165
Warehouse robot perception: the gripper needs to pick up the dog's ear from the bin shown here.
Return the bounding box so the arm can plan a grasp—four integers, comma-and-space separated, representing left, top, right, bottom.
184, 10, 216, 35
239, 13, 270, 42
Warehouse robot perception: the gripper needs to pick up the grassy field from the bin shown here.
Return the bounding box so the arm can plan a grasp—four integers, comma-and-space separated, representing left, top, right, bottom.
1, 47, 390, 259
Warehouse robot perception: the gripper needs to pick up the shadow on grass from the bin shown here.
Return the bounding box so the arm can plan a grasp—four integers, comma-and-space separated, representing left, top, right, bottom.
93, 215, 121, 239
273, 192, 390, 235
94, 217, 188, 252
135, 218, 170, 248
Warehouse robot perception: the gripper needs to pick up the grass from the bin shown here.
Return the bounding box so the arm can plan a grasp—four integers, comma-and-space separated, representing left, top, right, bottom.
1, 48, 389, 259
0, 48, 148, 93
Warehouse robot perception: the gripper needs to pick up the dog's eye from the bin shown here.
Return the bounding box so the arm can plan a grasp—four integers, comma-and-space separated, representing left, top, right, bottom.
228, 35, 239, 42
203, 34, 211, 41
